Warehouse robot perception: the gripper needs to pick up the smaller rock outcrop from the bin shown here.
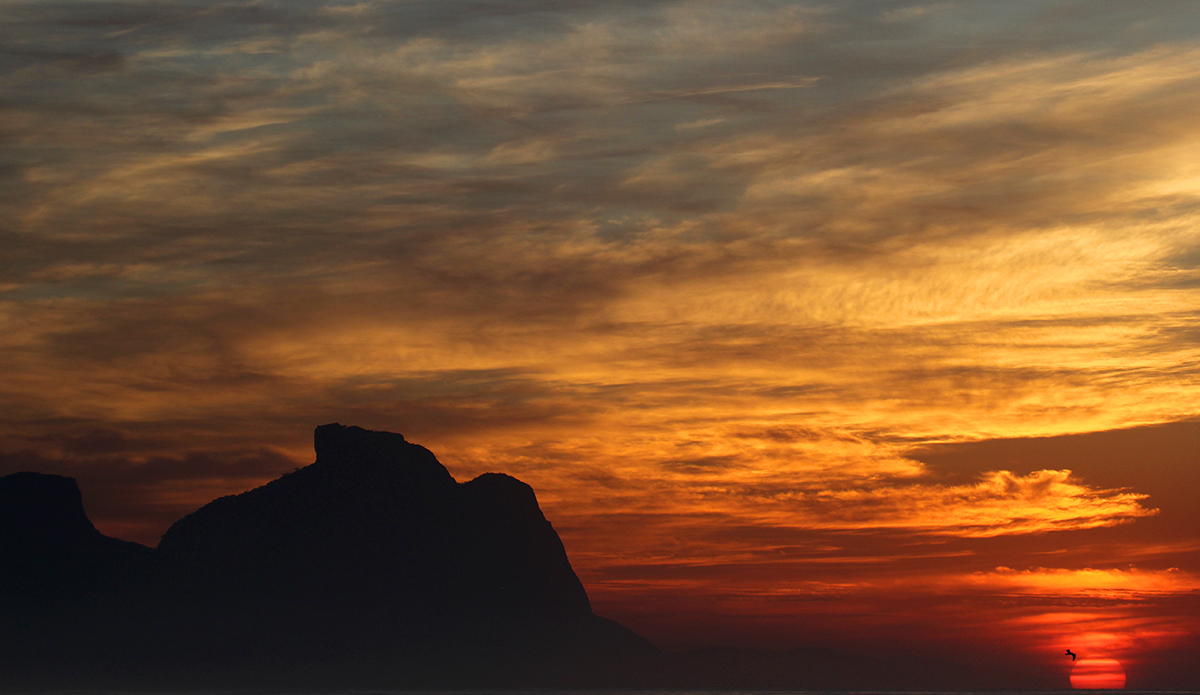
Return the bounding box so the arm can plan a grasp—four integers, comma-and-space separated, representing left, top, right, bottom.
0, 472, 151, 684
0, 471, 149, 592
1, 472, 97, 550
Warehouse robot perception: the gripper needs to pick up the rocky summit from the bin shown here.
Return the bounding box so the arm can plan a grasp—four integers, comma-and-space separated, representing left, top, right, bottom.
0, 424, 654, 689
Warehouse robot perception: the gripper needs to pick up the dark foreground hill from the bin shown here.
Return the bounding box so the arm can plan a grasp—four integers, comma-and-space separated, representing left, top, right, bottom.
0, 424, 653, 688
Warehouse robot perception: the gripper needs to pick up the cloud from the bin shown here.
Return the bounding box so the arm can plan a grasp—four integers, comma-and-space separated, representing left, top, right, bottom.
801, 469, 1155, 536
955, 566, 1200, 598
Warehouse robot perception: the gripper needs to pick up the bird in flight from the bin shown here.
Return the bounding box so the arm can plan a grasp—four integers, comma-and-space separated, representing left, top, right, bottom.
1065, 649, 1077, 661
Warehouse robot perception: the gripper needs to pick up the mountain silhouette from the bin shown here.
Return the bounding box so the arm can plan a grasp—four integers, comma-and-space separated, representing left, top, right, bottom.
0, 472, 153, 685
0, 424, 653, 688
0, 471, 148, 587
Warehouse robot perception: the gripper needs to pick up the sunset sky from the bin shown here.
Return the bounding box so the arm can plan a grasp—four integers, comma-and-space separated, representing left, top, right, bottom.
3, 0, 1200, 687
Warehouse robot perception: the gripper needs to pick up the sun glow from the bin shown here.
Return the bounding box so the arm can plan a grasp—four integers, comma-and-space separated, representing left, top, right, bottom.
1071, 658, 1127, 689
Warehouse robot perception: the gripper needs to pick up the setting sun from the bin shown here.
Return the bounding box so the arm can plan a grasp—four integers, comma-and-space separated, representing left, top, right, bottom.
1071, 658, 1127, 689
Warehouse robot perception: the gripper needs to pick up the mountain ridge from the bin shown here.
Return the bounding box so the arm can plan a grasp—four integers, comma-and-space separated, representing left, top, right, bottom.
0, 423, 652, 688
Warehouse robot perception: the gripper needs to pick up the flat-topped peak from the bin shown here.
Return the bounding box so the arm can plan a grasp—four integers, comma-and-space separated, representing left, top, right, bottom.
0, 471, 99, 549
314, 423, 406, 459
310, 423, 455, 489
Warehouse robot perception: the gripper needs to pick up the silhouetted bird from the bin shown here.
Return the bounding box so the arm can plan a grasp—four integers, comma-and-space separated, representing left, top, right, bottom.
1065, 649, 1077, 661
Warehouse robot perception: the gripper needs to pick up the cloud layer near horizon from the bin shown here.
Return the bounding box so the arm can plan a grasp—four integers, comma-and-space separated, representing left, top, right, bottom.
3, 0, 1200, 675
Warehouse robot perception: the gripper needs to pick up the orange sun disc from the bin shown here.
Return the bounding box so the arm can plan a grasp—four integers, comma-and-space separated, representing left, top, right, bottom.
1070, 657, 1126, 689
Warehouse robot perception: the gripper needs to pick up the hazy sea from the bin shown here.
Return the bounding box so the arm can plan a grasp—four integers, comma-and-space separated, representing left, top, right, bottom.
21, 692, 1153, 695
395, 691, 1193, 695
42, 690, 1188, 695
324, 690, 1195, 694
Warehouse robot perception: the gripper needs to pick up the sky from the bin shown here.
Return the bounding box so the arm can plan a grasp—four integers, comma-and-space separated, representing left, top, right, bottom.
3, 0, 1200, 687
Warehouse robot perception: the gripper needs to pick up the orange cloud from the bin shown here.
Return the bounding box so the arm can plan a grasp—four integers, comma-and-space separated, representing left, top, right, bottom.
957, 566, 1200, 596
800, 470, 1156, 536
